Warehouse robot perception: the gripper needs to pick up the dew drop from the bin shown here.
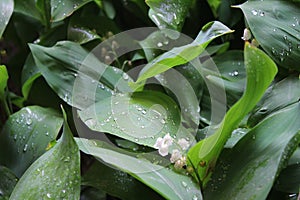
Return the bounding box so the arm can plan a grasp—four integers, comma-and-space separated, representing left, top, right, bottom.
192, 195, 198, 200
161, 119, 166, 124
157, 42, 163, 47
23, 144, 28, 152
122, 73, 129, 80
137, 117, 141, 121
46, 193, 51, 198
181, 181, 187, 188
251, 10, 258, 16
141, 109, 147, 115
259, 11, 265, 16
26, 118, 32, 126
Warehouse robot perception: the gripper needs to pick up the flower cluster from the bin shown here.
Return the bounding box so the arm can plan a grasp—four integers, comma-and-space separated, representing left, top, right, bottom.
154, 134, 190, 169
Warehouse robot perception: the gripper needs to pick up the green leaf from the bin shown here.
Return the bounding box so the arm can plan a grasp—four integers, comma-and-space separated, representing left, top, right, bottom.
14, 0, 41, 22
76, 138, 203, 200
0, 0, 13, 38
78, 91, 183, 147
0, 166, 18, 200
80, 187, 106, 200
275, 163, 300, 193
9, 108, 81, 199
0, 106, 63, 177
29, 41, 131, 109
206, 0, 221, 17
275, 147, 300, 193
204, 103, 300, 199
200, 50, 246, 124
82, 161, 163, 200
50, 0, 93, 22
21, 54, 41, 103
248, 76, 300, 127
146, 0, 193, 32
237, 1, 300, 71
135, 21, 233, 84
0, 65, 9, 101
187, 42, 278, 187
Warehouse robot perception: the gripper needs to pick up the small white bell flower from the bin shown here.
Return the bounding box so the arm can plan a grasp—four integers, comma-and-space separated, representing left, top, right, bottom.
170, 149, 182, 163
154, 133, 173, 156
178, 138, 190, 150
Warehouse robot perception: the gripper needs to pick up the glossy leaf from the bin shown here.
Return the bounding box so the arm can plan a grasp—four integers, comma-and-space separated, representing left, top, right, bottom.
78, 91, 185, 147
9, 108, 81, 199
0, 166, 18, 199
275, 147, 300, 193
207, 0, 221, 17
275, 163, 300, 193
0, 65, 8, 101
204, 103, 300, 199
248, 76, 300, 127
76, 138, 203, 200
80, 187, 106, 200
237, 1, 300, 71
135, 21, 233, 84
146, 0, 193, 31
0, 106, 63, 177
21, 54, 41, 103
14, 0, 41, 22
50, 0, 93, 22
82, 161, 163, 200
29, 41, 132, 109
188, 42, 278, 187
200, 50, 246, 124
0, 0, 13, 38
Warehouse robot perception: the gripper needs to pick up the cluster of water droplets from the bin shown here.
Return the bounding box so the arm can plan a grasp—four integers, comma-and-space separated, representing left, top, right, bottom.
251, 9, 265, 17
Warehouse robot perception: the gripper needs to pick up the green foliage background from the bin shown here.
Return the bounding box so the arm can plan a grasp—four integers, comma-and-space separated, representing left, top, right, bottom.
0, 0, 299, 199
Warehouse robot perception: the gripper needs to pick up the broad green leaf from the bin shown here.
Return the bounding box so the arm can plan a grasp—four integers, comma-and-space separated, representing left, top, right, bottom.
146, 0, 193, 32
206, 0, 221, 17
68, 26, 100, 44
0, 166, 18, 200
135, 21, 233, 84
82, 161, 163, 200
68, 14, 119, 44
102, 0, 116, 19
14, 0, 41, 22
80, 187, 106, 200
50, 0, 93, 22
204, 103, 300, 199
76, 138, 203, 200
29, 41, 132, 109
0, 0, 13, 38
237, 1, 300, 71
0, 65, 8, 101
248, 76, 300, 127
0, 106, 63, 177
200, 50, 246, 124
21, 54, 41, 103
9, 108, 81, 199
187, 42, 278, 187
78, 91, 187, 147
275, 163, 300, 193
275, 147, 300, 193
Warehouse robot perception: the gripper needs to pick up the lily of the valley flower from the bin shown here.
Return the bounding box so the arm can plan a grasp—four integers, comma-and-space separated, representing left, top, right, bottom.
154, 133, 173, 156
178, 138, 190, 150
170, 149, 182, 163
